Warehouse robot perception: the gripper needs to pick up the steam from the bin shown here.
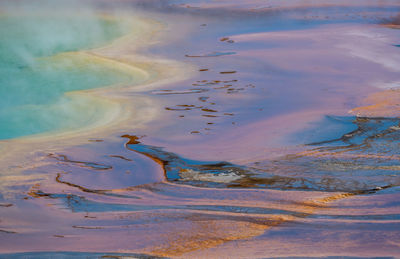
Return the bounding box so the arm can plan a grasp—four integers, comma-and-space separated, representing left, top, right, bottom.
0, 0, 141, 139
0, 0, 133, 65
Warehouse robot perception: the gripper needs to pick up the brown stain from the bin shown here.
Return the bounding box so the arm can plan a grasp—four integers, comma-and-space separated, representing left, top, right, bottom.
72, 225, 104, 230
193, 79, 237, 87
201, 108, 218, 113
109, 155, 133, 162
185, 54, 204, 58
219, 71, 237, 74
227, 87, 245, 94
199, 69, 209, 71
177, 104, 197, 108
152, 89, 209, 95
27, 183, 49, 198
167, 104, 204, 111
121, 135, 141, 145
88, 139, 104, 142
219, 37, 235, 43
48, 153, 112, 171
213, 85, 230, 89
123, 135, 166, 173
165, 107, 191, 111
55, 173, 108, 195
0, 203, 13, 207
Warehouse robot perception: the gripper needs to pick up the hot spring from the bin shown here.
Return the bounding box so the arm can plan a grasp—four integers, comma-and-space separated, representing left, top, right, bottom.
0, 5, 148, 140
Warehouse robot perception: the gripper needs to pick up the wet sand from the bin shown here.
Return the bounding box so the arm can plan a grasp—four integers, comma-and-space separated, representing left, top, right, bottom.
1, 0, 400, 258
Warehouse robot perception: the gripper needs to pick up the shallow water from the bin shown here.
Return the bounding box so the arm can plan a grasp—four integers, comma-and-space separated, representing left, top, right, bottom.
0, 11, 145, 139
1, 0, 400, 258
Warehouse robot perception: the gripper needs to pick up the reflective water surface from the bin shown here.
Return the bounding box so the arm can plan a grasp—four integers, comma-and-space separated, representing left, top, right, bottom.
0, 0, 400, 258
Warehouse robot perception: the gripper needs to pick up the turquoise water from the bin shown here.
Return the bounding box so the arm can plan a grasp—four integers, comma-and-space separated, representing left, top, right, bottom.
0, 14, 140, 140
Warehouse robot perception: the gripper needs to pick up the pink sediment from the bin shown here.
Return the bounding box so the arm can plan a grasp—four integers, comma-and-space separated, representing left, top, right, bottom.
1, 1, 400, 258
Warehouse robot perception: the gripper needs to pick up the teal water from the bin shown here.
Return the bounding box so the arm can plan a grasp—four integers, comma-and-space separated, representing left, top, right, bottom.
0, 14, 141, 140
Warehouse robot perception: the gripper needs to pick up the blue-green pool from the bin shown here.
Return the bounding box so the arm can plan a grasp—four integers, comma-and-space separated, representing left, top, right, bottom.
0, 13, 143, 139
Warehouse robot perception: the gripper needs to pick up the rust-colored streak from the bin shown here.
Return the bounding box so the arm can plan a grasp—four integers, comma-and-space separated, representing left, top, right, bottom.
109, 155, 133, 161
176, 104, 197, 108
121, 135, 141, 145
165, 107, 191, 111
48, 153, 112, 170
0, 203, 13, 207
219, 71, 237, 74
219, 37, 235, 43
122, 135, 167, 176
55, 173, 107, 195
72, 225, 104, 230
201, 108, 218, 113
